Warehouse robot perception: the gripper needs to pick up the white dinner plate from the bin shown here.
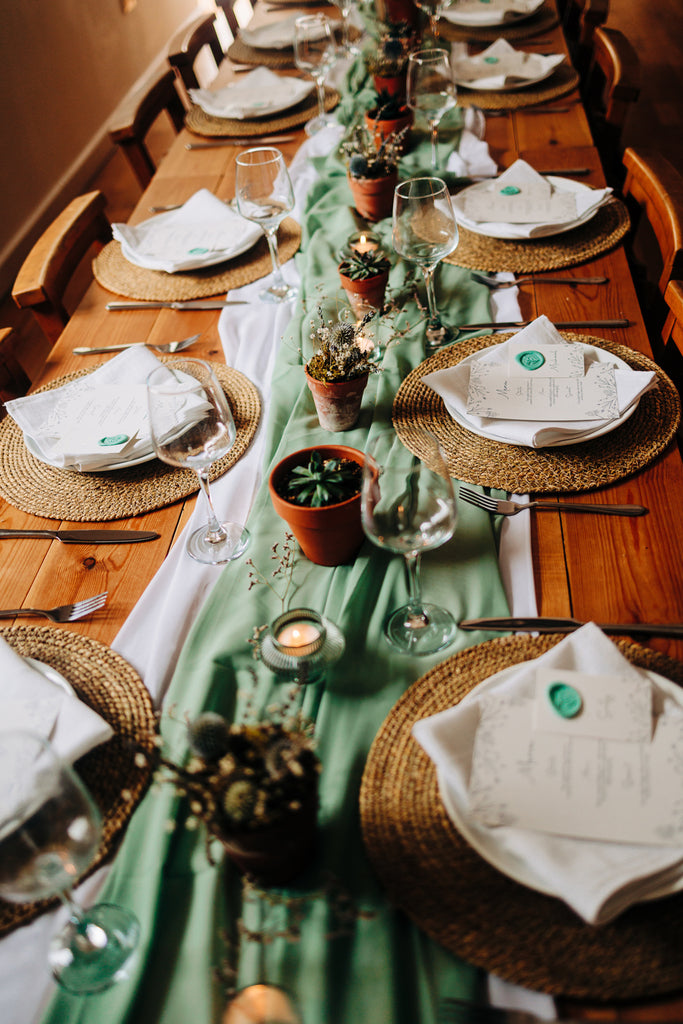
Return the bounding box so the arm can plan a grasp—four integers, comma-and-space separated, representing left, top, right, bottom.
452, 57, 562, 91
23, 433, 157, 472
26, 657, 76, 697
441, 0, 544, 27
445, 340, 639, 447
190, 68, 314, 120
453, 175, 605, 240
436, 660, 683, 904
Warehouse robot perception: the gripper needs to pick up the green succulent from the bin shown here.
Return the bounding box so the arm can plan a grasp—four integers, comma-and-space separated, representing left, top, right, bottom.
368, 90, 409, 122
285, 451, 362, 508
338, 248, 391, 281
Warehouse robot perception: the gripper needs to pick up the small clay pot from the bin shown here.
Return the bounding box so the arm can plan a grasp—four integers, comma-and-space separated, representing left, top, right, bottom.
304, 367, 369, 432
216, 797, 318, 886
338, 266, 389, 318
372, 72, 407, 99
364, 107, 412, 152
347, 170, 398, 222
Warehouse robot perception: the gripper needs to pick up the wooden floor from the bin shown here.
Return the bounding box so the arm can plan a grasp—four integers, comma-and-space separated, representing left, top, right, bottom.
2, 0, 683, 385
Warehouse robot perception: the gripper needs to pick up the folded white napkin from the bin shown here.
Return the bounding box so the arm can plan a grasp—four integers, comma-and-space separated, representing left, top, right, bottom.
452, 159, 613, 239
447, 127, 498, 179
6, 347, 171, 472
413, 624, 683, 925
0, 637, 113, 764
452, 38, 564, 90
240, 12, 334, 49
422, 315, 657, 447
189, 67, 313, 120
442, 0, 543, 25
112, 190, 261, 273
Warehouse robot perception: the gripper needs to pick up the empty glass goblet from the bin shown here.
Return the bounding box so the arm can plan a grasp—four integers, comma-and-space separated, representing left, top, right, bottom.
146, 358, 250, 564
414, 0, 457, 43
0, 730, 140, 994
361, 429, 457, 655
235, 147, 297, 303
393, 176, 458, 349
336, 0, 360, 56
293, 15, 338, 136
407, 48, 457, 172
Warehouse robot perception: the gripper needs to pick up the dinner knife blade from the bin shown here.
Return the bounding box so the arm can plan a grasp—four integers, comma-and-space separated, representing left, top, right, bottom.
457, 319, 630, 331
0, 529, 160, 544
185, 135, 297, 150
106, 300, 248, 311
458, 617, 683, 638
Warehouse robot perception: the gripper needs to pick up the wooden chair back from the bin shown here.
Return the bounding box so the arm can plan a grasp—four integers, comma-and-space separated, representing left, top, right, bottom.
662, 280, 683, 400
109, 68, 186, 190
563, 0, 609, 73
11, 191, 111, 348
168, 13, 227, 98
583, 26, 640, 185
622, 148, 683, 361
0, 328, 32, 415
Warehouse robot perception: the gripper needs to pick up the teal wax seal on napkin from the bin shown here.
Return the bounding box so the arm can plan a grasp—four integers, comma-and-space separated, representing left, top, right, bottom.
548, 681, 583, 718
515, 350, 545, 371
188, 247, 209, 255
484, 56, 499, 63
500, 186, 521, 195
98, 434, 129, 447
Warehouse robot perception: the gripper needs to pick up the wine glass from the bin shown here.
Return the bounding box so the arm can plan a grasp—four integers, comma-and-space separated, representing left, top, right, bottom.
414, 0, 457, 43
235, 147, 297, 304
393, 176, 458, 349
0, 730, 140, 994
361, 429, 457, 655
293, 15, 338, 136
407, 48, 457, 172
146, 358, 250, 565
335, 0, 360, 57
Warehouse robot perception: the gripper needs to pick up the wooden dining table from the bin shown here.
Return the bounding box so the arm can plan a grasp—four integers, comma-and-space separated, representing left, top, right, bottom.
4, 1, 683, 1021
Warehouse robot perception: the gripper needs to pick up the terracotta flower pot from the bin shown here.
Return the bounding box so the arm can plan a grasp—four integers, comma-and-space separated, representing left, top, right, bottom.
338, 266, 389, 318
304, 366, 369, 432
347, 170, 398, 222
268, 444, 366, 567
364, 107, 412, 152
215, 795, 318, 886
373, 72, 407, 100
378, 0, 419, 26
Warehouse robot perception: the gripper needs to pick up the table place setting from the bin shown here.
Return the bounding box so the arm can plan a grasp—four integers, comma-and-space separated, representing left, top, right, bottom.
451, 39, 565, 91
438, 0, 559, 43
441, 0, 545, 28
190, 67, 314, 120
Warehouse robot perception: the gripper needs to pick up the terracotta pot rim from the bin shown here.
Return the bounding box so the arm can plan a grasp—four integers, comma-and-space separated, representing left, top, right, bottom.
304, 365, 371, 388
269, 444, 365, 513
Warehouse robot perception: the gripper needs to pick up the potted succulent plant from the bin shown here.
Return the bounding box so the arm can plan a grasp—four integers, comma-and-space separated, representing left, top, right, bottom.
155, 713, 321, 885
338, 246, 391, 319
364, 90, 413, 152
303, 307, 381, 431
365, 35, 410, 97
341, 122, 408, 222
269, 446, 366, 566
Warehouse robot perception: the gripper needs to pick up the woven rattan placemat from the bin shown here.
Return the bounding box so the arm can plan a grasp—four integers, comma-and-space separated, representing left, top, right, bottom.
360, 633, 683, 999
457, 65, 579, 110
0, 626, 156, 936
445, 199, 629, 273
93, 218, 301, 301
186, 88, 339, 138
392, 333, 681, 494
227, 37, 297, 68
439, 2, 559, 43
0, 362, 261, 521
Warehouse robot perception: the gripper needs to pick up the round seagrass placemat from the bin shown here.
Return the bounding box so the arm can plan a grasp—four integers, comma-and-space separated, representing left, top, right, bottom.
438, 2, 559, 43
227, 37, 297, 68
0, 362, 261, 521
360, 633, 683, 999
444, 198, 629, 273
456, 64, 579, 110
93, 218, 301, 301
185, 87, 339, 138
0, 626, 156, 936
392, 333, 681, 493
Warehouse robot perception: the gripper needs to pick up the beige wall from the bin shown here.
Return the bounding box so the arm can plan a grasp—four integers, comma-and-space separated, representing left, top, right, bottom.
0, 0, 212, 295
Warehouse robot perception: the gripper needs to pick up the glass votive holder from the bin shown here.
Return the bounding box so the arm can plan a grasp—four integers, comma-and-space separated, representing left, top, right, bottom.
256, 608, 345, 684
222, 984, 302, 1024
339, 230, 383, 259
271, 608, 326, 658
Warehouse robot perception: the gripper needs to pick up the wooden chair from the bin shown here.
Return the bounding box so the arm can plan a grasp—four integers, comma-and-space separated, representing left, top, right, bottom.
662, 280, 683, 400
109, 68, 186, 191
11, 191, 111, 348
168, 13, 228, 99
0, 329, 32, 415
582, 26, 640, 186
621, 147, 683, 363
563, 0, 609, 74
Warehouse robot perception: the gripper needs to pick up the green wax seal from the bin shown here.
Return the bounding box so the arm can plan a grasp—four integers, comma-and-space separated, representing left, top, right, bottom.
515, 349, 546, 371
547, 682, 583, 718
483, 56, 499, 64
98, 434, 129, 447
188, 247, 209, 254
500, 185, 521, 195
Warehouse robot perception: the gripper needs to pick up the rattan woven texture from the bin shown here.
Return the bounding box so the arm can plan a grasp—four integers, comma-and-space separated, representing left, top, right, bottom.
438, 2, 559, 43
0, 626, 156, 936
185, 87, 339, 137
93, 218, 301, 301
227, 36, 297, 68
456, 65, 579, 109
0, 362, 261, 520
392, 333, 681, 494
360, 633, 683, 999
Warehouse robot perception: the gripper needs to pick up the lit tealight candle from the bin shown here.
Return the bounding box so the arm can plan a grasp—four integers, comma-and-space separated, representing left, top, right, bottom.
271, 608, 326, 658
222, 984, 302, 1024
277, 622, 321, 648
347, 230, 381, 255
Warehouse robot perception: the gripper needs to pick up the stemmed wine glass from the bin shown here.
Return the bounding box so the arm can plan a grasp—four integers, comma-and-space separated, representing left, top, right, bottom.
361, 429, 457, 656
235, 147, 297, 304
0, 730, 140, 994
293, 15, 338, 136
407, 48, 457, 172
414, 0, 457, 43
393, 176, 458, 349
336, 0, 360, 57
146, 358, 250, 565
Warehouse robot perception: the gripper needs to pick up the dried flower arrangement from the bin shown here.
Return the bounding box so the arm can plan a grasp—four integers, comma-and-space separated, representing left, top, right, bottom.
306, 307, 381, 384
341, 120, 408, 180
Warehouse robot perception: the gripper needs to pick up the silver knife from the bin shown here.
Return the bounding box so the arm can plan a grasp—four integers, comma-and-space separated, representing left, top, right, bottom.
457, 319, 630, 331
106, 300, 248, 311
0, 529, 160, 544
458, 617, 683, 639
186, 135, 297, 150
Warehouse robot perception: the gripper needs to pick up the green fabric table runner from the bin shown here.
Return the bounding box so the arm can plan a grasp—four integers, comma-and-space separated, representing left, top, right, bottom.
42, 53, 512, 1024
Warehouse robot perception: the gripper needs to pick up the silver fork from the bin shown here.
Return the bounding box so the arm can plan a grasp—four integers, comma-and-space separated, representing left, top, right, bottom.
0, 592, 108, 623
459, 487, 648, 517
471, 271, 608, 289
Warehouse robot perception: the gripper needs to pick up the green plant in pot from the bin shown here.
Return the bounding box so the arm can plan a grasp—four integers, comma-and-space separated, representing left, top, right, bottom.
268, 445, 366, 566
365, 89, 413, 153
341, 122, 407, 222
304, 307, 381, 432
338, 246, 391, 319
366, 34, 410, 97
